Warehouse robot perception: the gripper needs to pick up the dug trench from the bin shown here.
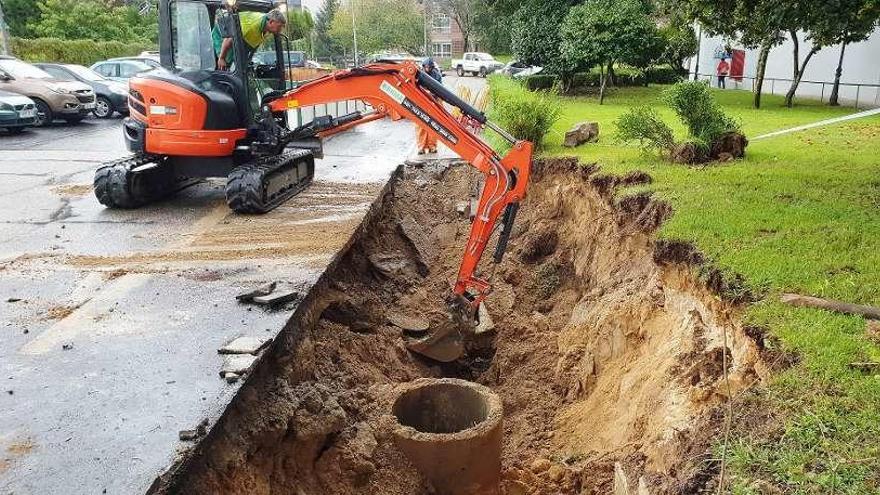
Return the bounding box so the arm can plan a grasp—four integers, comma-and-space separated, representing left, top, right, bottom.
149, 158, 765, 495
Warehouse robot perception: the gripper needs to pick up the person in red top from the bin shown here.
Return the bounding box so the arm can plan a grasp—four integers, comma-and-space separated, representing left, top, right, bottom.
716, 58, 730, 89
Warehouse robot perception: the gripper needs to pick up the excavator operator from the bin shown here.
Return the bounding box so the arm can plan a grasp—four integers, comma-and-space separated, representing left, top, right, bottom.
212, 7, 287, 71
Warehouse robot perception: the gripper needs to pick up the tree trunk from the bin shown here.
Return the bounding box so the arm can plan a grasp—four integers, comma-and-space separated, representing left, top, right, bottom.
607, 61, 615, 87
829, 41, 847, 106
599, 64, 608, 105
784, 47, 818, 107
753, 42, 771, 109
789, 30, 799, 79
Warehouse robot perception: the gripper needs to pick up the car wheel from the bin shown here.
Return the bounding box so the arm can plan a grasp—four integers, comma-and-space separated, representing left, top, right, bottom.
32, 99, 53, 127
6, 127, 25, 135
456, 66, 464, 77
479, 67, 487, 78
93, 96, 114, 119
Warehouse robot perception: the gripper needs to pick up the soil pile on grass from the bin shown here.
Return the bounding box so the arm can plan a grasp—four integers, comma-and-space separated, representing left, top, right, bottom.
152, 158, 762, 495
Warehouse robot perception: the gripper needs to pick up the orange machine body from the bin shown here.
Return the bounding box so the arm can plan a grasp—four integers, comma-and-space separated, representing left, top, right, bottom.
127, 77, 247, 157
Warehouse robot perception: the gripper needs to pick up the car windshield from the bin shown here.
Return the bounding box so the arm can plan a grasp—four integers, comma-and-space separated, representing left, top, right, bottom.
66, 65, 106, 82
475, 53, 495, 61
287, 52, 304, 64
0, 59, 53, 79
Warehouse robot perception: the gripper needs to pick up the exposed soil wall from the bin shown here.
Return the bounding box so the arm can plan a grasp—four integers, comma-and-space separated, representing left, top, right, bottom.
150, 158, 762, 495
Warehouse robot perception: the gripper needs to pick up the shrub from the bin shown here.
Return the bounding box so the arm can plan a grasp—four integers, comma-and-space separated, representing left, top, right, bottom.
646, 65, 682, 84
524, 74, 557, 91
616, 106, 676, 153
10, 37, 156, 66
488, 75, 561, 150
662, 81, 740, 145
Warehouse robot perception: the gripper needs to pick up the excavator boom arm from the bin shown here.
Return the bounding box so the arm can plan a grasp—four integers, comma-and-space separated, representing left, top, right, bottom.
268, 62, 533, 305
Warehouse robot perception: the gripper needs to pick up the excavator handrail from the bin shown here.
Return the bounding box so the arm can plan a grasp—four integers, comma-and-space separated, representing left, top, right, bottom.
267, 61, 533, 306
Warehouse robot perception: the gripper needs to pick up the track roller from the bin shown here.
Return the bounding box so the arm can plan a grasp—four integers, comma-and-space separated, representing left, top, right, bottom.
225, 149, 315, 214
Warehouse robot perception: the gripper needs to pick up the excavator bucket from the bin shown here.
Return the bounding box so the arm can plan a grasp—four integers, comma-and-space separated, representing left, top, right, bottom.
402, 296, 476, 363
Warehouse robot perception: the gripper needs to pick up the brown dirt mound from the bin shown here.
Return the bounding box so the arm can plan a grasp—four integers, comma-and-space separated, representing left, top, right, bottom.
149, 159, 761, 495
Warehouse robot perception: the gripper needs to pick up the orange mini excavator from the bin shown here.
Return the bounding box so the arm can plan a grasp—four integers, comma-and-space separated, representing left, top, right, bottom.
94, 0, 532, 307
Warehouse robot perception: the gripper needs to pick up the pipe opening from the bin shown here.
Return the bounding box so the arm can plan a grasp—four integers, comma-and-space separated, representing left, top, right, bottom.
392, 382, 490, 434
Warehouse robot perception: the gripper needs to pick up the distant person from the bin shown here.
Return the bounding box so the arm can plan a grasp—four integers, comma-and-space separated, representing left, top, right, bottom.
716, 58, 730, 89
213, 7, 287, 71
417, 57, 443, 155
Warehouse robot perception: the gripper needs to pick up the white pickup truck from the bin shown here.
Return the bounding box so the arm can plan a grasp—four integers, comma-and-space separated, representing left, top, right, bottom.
452, 52, 504, 78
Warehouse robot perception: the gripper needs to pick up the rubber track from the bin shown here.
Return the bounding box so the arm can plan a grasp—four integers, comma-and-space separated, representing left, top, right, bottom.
93, 154, 161, 209
226, 149, 314, 214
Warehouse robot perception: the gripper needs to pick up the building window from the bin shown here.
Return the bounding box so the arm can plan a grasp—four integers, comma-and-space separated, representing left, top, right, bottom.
432, 42, 452, 58
432, 13, 451, 33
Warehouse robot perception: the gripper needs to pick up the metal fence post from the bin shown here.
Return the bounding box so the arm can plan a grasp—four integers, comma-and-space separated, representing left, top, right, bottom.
855, 85, 861, 109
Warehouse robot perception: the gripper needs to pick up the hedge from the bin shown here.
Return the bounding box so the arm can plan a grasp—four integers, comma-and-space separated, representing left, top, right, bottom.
524, 64, 684, 92
10, 37, 156, 66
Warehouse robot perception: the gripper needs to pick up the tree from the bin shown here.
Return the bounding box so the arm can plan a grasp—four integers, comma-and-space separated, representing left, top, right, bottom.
657, 15, 698, 75
510, 0, 573, 86
560, 0, 660, 103
314, 0, 341, 58
329, 0, 423, 57
471, 0, 514, 54
682, 0, 797, 109
0, 0, 38, 37
28, 0, 157, 43
825, 0, 880, 105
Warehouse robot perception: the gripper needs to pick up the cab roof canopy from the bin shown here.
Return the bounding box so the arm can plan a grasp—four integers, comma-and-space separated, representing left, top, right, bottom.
162, 0, 275, 12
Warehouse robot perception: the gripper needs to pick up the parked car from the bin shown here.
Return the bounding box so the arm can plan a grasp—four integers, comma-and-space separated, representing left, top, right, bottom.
0, 56, 96, 126
138, 51, 161, 62
36, 63, 129, 119
90, 59, 156, 83
452, 52, 504, 77
366, 52, 419, 64
110, 56, 162, 69
499, 60, 543, 79
0, 89, 37, 134
253, 50, 307, 68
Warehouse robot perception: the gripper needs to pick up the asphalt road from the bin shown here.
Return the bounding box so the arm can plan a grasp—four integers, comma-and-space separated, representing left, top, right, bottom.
0, 115, 416, 494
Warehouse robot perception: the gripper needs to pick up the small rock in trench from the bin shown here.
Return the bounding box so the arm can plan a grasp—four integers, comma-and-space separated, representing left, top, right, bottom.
7, 298, 22, 303
225, 373, 240, 384
475, 302, 495, 335
62, 343, 74, 351
178, 430, 199, 441
387, 312, 430, 333
368, 252, 413, 278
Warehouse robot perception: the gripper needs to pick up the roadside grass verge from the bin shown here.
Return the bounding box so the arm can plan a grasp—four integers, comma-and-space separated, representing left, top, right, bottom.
512, 84, 880, 493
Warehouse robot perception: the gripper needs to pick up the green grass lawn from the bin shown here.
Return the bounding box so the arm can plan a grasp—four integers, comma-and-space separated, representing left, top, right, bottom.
537, 86, 880, 493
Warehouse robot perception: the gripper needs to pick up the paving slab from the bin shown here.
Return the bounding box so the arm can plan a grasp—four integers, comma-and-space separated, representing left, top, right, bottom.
0, 117, 416, 494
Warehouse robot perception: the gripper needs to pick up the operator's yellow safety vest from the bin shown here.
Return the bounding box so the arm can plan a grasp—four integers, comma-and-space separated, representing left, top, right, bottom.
212, 11, 269, 65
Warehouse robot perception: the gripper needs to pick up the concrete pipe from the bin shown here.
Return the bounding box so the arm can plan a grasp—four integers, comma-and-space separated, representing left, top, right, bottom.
390, 378, 503, 495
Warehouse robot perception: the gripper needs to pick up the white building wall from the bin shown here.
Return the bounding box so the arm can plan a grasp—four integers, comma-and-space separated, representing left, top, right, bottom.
690, 27, 880, 108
